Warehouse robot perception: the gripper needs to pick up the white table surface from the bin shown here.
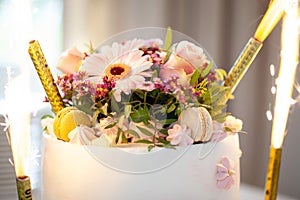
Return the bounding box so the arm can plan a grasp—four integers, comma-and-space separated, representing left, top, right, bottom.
240, 183, 299, 200
3, 183, 297, 200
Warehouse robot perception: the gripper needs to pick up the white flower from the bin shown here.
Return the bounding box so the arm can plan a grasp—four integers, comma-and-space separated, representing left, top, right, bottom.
166, 124, 193, 146
41, 117, 55, 136
80, 39, 153, 101
68, 125, 98, 145
224, 115, 243, 133
68, 125, 115, 146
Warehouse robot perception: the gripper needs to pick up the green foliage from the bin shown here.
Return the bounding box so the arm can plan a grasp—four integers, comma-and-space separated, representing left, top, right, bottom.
190, 61, 229, 122
136, 126, 153, 136
163, 26, 172, 51
41, 114, 54, 119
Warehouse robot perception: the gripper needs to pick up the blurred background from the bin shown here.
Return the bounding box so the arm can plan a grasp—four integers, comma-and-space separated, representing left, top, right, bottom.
0, 0, 300, 199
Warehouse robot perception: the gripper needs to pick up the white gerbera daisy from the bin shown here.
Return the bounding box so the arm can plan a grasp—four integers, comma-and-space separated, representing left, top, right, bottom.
80, 39, 153, 101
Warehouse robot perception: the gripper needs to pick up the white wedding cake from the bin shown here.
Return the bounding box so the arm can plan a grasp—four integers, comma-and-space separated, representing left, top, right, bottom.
42, 134, 241, 200
39, 28, 244, 200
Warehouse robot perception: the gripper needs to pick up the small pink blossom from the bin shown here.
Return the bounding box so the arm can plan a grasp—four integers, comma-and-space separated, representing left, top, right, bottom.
136, 81, 155, 91
57, 47, 84, 74
166, 124, 194, 146
216, 157, 236, 190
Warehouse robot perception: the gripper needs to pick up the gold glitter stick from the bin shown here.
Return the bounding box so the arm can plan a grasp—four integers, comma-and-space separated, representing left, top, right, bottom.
16, 176, 33, 200
223, 38, 262, 100
265, 147, 282, 200
224, 0, 284, 101
28, 40, 65, 114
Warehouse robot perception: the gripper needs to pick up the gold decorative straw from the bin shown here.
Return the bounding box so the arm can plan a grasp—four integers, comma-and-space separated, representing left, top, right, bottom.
28, 40, 65, 114
265, 147, 282, 200
224, 38, 262, 100
16, 176, 33, 200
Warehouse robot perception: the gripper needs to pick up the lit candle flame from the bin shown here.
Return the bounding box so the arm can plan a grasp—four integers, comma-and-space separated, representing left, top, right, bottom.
254, 0, 285, 42
5, 75, 31, 177
271, 0, 299, 149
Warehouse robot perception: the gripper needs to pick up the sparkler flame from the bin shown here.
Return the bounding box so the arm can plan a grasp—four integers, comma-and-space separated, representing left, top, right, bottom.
254, 0, 285, 42
271, 0, 299, 149
5, 75, 31, 177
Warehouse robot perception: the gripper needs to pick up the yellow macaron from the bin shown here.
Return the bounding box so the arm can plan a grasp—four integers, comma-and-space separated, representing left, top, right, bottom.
53, 106, 92, 142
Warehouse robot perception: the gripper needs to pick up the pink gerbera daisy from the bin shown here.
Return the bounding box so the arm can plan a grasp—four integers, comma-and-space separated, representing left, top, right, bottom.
80, 39, 153, 101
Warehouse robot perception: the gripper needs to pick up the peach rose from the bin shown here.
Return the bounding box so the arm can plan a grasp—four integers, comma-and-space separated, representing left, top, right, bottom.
175, 40, 208, 69
56, 47, 84, 74
159, 54, 194, 85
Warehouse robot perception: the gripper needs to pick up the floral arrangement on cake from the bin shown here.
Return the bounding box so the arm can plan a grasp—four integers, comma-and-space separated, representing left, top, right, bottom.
42, 28, 243, 151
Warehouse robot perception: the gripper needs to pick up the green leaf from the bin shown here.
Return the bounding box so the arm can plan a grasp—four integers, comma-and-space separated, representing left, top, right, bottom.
124, 105, 131, 118
105, 122, 117, 129
211, 104, 227, 112
201, 62, 213, 77
41, 114, 54, 120
162, 118, 177, 125
130, 107, 149, 123
225, 127, 233, 132
159, 129, 168, 135
163, 50, 172, 64
190, 68, 201, 85
148, 145, 155, 152
134, 89, 145, 99
135, 139, 153, 144
211, 89, 227, 104
136, 125, 153, 136
163, 144, 176, 150
111, 94, 120, 113
163, 26, 172, 51
124, 129, 140, 138
115, 128, 122, 143
211, 112, 227, 122
215, 69, 227, 81
121, 131, 128, 143
151, 69, 158, 81
144, 122, 155, 130
156, 137, 170, 145
118, 115, 125, 128
209, 84, 222, 95
167, 104, 177, 113
89, 40, 95, 54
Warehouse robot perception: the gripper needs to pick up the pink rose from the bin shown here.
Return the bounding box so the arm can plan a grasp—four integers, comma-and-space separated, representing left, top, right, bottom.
56, 47, 84, 74
175, 40, 208, 69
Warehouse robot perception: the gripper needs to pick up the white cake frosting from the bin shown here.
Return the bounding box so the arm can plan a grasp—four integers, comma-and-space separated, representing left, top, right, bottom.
42, 134, 241, 200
